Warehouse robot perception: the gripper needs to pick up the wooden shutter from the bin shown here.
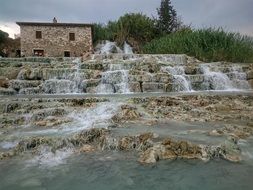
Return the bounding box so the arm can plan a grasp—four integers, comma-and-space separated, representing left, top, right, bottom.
36, 31, 42, 39
69, 33, 75, 41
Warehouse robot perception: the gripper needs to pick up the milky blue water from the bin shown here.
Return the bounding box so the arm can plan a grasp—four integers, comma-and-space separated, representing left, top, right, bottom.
1, 151, 253, 190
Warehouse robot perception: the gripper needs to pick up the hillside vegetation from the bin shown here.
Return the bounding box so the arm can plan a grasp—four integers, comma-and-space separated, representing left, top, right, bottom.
92, 0, 253, 63
142, 28, 253, 63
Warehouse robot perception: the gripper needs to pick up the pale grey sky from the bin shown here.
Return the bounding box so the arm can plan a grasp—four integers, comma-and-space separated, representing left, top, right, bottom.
0, 0, 252, 38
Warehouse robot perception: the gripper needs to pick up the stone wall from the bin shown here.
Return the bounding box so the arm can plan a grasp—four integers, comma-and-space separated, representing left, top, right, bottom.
20, 25, 92, 57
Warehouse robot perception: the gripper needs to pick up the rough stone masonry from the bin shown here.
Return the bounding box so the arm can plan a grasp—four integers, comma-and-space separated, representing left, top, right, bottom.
16, 21, 93, 57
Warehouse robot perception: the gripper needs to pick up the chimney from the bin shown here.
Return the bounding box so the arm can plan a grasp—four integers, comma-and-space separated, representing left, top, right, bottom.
53, 17, 57, 23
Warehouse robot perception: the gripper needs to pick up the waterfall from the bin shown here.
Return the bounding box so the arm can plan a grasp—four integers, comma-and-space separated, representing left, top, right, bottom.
123, 42, 133, 54
201, 65, 235, 90
96, 41, 133, 54
96, 64, 130, 94
97, 41, 123, 54
72, 58, 83, 93
42, 79, 78, 94
162, 66, 192, 92
2, 54, 251, 95
42, 58, 83, 94
228, 65, 251, 89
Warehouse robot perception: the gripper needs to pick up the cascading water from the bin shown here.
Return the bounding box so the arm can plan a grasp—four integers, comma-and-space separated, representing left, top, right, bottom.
200, 64, 250, 90
228, 65, 251, 89
23, 102, 121, 137
42, 58, 83, 94
123, 42, 133, 54
1, 54, 251, 95
97, 41, 123, 54
72, 58, 83, 93
201, 65, 233, 90
96, 41, 133, 54
96, 64, 130, 94
67, 102, 121, 133
162, 66, 192, 92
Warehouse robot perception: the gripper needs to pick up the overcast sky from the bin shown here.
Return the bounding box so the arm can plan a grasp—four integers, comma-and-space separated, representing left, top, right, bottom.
0, 0, 252, 38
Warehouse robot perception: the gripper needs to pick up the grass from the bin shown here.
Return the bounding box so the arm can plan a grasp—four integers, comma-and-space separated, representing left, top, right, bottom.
142, 28, 253, 63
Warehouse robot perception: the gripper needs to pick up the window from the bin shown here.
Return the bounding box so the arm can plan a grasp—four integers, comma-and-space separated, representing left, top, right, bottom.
33, 49, 44, 57
64, 51, 70, 57
69, 33, 75, 41
36, 31, 42, 39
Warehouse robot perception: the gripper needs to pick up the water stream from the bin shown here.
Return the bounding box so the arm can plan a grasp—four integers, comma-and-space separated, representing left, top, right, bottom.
0, 151, 253, 190
200, 64, 251, 90
96, 41, 133, 54
96, 64, 130, 94
1, 92, 253, 189
162, 66, 192, 91
0, 54, 253, 189
42, 58, 83, 94
2, 54, 251, 95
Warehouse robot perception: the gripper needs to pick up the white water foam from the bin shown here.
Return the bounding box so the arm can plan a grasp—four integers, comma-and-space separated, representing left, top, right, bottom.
20, 102, 120, 136
27, 146, 73, 168
96, 41, 133, 54
96, 64, 130, 94
72, 58, 83, 93
123, 42, 133, 54
162, 66, 192, 91
99, 41, 123, 54
41, 58, 84, 94
65, 102, 120, 133
201, 65, 237, 90
228, 65, 251, 89
42, 79, 79, 94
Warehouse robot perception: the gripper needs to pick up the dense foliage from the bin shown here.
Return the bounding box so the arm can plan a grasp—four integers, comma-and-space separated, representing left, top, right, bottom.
0, 30, 9, 44
0, 30, 9, 57
0, 30, 20, 57
92, 23, 114, 43
115, 13, 157, 45
92, 1, 183, 47
93, 13, 157, 49
142, 28, 253, 62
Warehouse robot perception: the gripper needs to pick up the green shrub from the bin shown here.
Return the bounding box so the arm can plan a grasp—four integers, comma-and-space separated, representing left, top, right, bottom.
115, 13, 157, 45
0, 30, 9, 44
142, 28, 253, 63
92, 23, 115, 44
93, 13, 157, 49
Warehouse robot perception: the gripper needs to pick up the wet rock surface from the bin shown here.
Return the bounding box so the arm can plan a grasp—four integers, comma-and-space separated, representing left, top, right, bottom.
132, 95, 253, 123
112, 105, 141, 124
0, 93, 252, 165
0, 55, 252, 95
0, 55, 253, 166
0, 97, 108, 128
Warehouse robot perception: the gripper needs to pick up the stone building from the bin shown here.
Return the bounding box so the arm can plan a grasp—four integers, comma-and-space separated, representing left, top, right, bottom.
16, 19, 93, 57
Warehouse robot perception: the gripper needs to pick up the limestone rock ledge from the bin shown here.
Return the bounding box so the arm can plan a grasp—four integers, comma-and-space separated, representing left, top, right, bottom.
0, 128, 243, 165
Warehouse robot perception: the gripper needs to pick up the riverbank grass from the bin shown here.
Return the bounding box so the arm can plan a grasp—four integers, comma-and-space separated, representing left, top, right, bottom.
142, 28, 253, 63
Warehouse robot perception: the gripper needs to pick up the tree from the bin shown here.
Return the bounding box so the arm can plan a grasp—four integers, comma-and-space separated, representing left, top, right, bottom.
156, 0, 179, 34
115, 13, 156, 45
0, 30, 9, 44
0, 30, 9, 57
0, 30, 20, 57
93, 13, 157, 52
92, 23, 115, 44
